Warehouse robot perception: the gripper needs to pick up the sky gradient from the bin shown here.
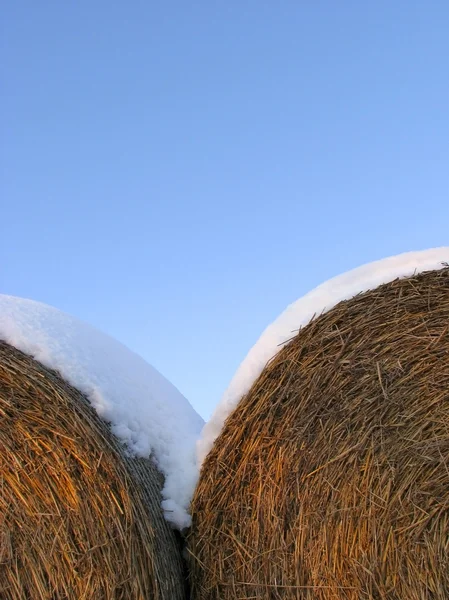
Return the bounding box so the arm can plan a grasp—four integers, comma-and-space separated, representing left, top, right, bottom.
2, 2, 449, 419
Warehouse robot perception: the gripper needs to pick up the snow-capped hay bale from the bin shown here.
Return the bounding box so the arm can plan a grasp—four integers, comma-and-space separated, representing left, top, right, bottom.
189, 266, 449, 599
0, 295, 203, 533
0, 341, 186, 600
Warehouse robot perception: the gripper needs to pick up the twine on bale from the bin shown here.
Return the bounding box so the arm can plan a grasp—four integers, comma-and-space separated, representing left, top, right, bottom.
188, 267, 449, 600
0, 341, 186, 600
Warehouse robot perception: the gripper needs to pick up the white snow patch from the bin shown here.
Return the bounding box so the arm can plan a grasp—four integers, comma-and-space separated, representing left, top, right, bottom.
198, 247, 449, 465
0, 295, 204, 529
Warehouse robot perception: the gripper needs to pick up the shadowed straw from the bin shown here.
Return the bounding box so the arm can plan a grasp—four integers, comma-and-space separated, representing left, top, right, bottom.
188, 267, 449, 599
0, 341, 187, 600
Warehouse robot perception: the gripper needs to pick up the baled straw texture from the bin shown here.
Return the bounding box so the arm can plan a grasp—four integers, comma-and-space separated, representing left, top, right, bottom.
189, 267, 449, 600
0, 341, 186, 600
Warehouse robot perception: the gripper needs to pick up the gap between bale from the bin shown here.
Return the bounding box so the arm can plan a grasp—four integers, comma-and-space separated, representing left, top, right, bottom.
188, 267, 449, 600
0, 341, 187, 600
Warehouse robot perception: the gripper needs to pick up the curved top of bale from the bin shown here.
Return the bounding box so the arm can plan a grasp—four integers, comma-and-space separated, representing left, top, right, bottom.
198, 247, 449, 464
0, 340, 187, 599
189, 267, 449, 599
0, 294, 203, 528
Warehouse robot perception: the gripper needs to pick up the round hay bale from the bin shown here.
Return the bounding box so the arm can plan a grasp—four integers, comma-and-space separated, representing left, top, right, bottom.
0, 341, 186, 600
189, 267, 449, 599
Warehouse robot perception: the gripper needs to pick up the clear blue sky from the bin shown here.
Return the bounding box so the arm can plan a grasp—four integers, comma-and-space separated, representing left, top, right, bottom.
2, 2, 448, 419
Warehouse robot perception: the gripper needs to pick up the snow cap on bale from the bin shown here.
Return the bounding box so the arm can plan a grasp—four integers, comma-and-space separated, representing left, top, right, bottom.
198, 247, 449, 464
0, 296, 204, 599
189, 248, 449, 600
0, 295, 204, 528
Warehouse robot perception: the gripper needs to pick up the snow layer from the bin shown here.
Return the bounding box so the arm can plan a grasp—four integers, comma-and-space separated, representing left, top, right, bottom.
198, 247, 449, 465
0, 295, 204, 529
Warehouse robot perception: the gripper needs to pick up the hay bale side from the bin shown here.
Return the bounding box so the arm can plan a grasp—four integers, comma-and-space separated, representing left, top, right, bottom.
189, 267, 449, 600
0, 341, 186, 600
